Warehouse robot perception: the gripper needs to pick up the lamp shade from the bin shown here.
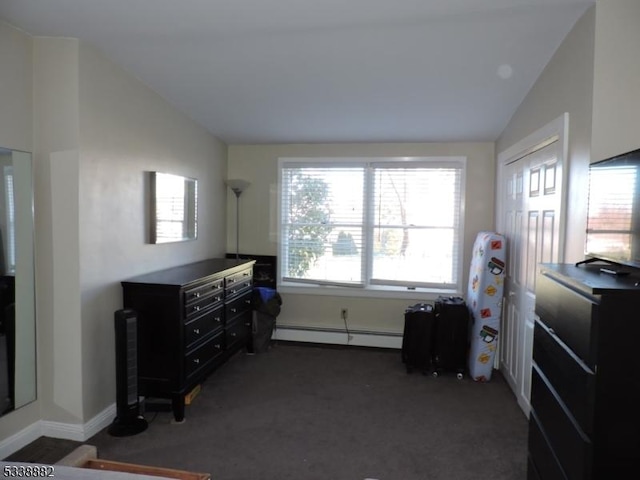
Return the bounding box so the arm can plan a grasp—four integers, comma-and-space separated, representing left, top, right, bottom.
225, 179, 251, 195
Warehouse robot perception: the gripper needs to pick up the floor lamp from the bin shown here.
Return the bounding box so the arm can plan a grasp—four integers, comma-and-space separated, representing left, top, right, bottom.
225, 179, 251, 259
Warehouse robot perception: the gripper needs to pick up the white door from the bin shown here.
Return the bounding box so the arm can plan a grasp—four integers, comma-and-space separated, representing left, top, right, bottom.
499, 138, 564, 417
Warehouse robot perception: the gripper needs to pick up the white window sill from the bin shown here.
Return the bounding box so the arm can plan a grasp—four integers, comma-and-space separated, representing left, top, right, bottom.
277, 282, 461, 300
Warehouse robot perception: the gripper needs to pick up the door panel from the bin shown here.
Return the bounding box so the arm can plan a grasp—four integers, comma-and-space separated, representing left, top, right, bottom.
500, 140, 563, 417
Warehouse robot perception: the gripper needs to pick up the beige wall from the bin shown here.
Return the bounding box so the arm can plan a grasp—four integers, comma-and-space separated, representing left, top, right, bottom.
228, 142, 496, 334
33, 38, 83, 424
0, 21, 227, 444
0, 20, 32, 153
497, 6, 596, 263
77, 41, 228, 420
0, 20, 40, 448
591, 0, 640, 162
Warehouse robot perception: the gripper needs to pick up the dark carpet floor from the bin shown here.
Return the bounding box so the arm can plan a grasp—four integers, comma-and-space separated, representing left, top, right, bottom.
4, 437, 83, 464
87, 342, 528, 480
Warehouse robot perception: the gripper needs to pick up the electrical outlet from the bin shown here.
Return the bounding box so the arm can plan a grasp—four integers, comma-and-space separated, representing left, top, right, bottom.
341, 308, 348, 320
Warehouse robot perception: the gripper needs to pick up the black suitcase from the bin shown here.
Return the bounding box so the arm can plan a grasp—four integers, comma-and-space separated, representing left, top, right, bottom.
402, 303, 436, 374
433, 296, 470, 379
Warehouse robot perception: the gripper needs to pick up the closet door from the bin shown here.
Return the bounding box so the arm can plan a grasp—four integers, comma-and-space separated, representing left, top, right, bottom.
500, 139, 563, 417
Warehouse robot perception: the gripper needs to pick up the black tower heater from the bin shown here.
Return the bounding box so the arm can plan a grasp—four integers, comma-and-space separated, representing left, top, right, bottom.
108, 309, 148, 436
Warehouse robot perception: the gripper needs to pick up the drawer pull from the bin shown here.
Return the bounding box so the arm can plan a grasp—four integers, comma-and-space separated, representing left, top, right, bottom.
243, 282, 251, 288
245, 299, 251, 305
214, 295, 222, 302
193, 306, 201, 312
243, 272, 250, 277
192, 292, 201, 298
214, 316, 221, 323
193, 358, 200, 365
230, 308, 237, 313
214, 343, 222, 350
228, 278, 236, 284
230, 289, 237, 294
193, 328, 200, 335
230, 332, 237, 338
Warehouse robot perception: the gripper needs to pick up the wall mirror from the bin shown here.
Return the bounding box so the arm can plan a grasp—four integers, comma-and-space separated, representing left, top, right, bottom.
149, 172, 198, 244
0, 147, 36, 418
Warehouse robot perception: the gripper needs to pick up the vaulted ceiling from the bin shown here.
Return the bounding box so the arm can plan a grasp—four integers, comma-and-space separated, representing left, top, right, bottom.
0, 0, 595, 144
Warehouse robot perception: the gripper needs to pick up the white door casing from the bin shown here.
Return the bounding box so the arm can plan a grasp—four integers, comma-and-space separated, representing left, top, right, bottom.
496, 113, 568, 417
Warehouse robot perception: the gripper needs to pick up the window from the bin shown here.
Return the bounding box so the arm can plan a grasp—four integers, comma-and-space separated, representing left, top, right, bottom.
279, 157, 465, 293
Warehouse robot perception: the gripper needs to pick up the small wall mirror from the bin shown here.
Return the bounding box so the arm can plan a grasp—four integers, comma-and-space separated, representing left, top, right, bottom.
149, 172, 198, 244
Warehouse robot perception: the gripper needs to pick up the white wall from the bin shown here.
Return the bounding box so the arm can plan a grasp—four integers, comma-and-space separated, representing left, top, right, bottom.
497, 6, 596, 263
227, 142, 495, 335
591, 0, 640, 162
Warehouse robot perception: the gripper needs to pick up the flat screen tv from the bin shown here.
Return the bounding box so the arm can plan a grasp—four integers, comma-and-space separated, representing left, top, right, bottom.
584, 147, 640, 269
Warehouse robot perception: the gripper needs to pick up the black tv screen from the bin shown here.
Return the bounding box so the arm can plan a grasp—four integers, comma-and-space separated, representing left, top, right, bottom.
585, 147, 640, 269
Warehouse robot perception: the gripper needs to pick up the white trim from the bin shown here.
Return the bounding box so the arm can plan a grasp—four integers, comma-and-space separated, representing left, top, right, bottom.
496, 112, 569, 253
0, 421, 42, 461
278, 283, 459, 299
0, 404, 116, 459
40, 421, 85, 442
273, 325, 402, 349
41, 404, 116, 442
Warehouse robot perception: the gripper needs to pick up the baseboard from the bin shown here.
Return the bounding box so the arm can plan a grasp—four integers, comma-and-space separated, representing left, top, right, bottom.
272, 325, 402, 349
0, 403, 116, 459
0, 421, 42, 461
41, 403, 116, 442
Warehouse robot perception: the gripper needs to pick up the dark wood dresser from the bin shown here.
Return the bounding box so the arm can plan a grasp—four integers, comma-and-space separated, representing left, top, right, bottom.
528, 263, 640, 479
121, 258, 255, 421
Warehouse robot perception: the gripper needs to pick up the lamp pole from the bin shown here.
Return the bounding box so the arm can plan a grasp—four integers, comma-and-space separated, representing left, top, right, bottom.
232, 188, 241, 259
225, 179, 251, 260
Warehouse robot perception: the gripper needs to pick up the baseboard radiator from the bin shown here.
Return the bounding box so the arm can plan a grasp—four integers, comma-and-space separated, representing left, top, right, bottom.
272, 325, 402, 349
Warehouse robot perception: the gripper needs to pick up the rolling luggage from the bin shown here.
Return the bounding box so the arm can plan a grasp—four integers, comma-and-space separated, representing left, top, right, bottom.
402, 303, 436, 374
433, 296, 470, 379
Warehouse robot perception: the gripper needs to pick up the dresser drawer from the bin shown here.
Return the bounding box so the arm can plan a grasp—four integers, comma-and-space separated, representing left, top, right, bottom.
530, 366, 592, 480
184, 305, 224, 348
185, 294, 223, 320
225, 317, 250, 352
225, 269, 253, 298
184, 279, 224, 305
535, 272, 598, 369
528, 412, 568, 480
533, 319, 596, 436
185, 332, 224, 378
225, 293, 252, 321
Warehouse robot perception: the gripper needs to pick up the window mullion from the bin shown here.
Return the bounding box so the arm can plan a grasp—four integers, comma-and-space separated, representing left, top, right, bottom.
363, 164, 375, 286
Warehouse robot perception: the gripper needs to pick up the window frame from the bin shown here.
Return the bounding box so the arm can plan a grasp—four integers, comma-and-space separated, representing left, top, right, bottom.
277, 156, 466, 298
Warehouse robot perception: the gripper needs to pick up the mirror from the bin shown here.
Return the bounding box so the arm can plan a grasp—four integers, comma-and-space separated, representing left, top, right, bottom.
149, 172, 198, 244
0, 147, 36, 417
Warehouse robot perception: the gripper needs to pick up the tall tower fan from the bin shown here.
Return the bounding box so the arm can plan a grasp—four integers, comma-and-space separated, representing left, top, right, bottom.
108, 309, 148, 436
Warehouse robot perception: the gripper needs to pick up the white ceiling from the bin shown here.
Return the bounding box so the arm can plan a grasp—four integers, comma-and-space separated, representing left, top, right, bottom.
0, 0, 594, 145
